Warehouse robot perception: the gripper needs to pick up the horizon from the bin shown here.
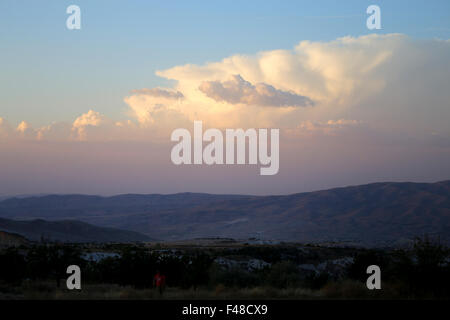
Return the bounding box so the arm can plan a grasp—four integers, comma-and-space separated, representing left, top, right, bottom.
1, 178, 449, 199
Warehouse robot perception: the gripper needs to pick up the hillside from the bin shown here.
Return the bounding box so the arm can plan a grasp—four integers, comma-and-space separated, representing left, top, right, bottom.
0, 181, 449, 246
0, 230, 29, 246
0, 218, 153, 243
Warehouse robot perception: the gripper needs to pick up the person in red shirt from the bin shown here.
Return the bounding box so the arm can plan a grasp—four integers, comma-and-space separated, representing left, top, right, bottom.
153, 270, 166, 295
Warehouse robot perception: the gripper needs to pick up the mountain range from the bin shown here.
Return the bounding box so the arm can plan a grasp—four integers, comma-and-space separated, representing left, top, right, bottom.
0, 180, 449, 246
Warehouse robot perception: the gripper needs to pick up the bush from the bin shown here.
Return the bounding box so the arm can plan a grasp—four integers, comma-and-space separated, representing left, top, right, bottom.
0, 248, 26, 285
265, 261, 301, 288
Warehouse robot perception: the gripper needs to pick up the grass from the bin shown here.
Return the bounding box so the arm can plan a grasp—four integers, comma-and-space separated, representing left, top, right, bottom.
0, 280, 407, 300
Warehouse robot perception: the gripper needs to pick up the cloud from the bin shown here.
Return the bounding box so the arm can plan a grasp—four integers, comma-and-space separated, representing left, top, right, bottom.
124, 88, 184, 125
285, 119, 362, 136
2, 34, 450, 142
199, 74, 314, 107
156, 34, 401, 109
153, 34, 450, 133
16, 121, 31, 133
16, 121, 36, 139
37, 122, 72, 141
325, 119, 361, 127
301, 119, 361, 130
72, 110, 106, 140
0, 117, 12, 138
73, 110, 104, 128
147, 34, 408, 129
130, 88, 184, 99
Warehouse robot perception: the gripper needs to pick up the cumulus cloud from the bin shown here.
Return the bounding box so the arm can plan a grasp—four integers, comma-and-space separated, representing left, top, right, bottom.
124, 88, 184, 125
149, 34, 404, 128
0, 118, 38, 140
16, 121, 31, 133
2, 34, 450, 142
156, 34, 402, 110
130, 88, 184, 99
16, 121, 36, 139
199, 74, 314, 107
153, 34, 450, 133
72, 110, 106, 140
73, 110, 104, 128
37, 122, 72, 141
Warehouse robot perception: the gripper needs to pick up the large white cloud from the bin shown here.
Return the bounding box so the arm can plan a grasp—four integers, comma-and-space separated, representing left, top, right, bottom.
2, 34, 450, 141
147, 34, 449, 133
155, 34, 401, 108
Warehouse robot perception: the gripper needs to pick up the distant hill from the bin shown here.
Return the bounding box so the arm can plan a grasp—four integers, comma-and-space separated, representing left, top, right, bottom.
0, 218, 153, 243
0, 181, 449, 246
0, 230, 29, 246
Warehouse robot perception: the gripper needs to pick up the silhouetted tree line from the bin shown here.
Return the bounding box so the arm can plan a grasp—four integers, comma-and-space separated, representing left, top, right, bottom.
0, 244, 85, 287
0, 245, 212, 290
83, 247, 212, 289
0, 236, 449, 298
348, 236, 450, 298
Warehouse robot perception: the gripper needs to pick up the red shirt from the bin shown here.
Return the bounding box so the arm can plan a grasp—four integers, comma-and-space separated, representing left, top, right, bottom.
154, 273, 166, 287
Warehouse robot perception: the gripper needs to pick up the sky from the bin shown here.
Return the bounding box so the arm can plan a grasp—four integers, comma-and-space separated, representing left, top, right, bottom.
0, 0, 450, 196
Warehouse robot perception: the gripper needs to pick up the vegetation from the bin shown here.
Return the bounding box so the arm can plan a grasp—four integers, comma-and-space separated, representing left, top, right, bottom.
0, 236, 449, 299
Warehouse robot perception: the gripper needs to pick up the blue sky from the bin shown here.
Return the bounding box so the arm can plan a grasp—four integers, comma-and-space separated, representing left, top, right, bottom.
1, 0, 449, 126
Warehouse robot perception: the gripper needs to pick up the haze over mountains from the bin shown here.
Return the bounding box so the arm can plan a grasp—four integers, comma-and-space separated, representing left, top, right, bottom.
0, 181, 449, 246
